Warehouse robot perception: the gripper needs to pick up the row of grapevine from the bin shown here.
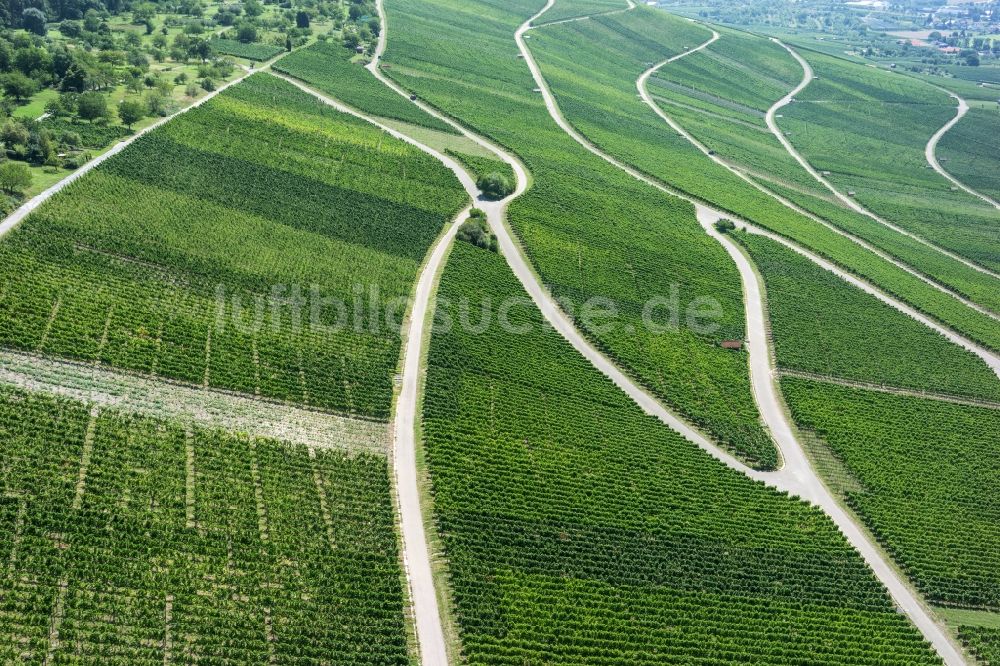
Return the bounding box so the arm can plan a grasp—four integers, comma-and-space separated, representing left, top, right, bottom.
209, 38, 285, 61
419, 241, 940, 664
733, 230, 1000, 400
273, 40, 460, 134
530, 8, 1000, 335
782, 376, 1000, 610
0, 73, 468, 420
960, 626, 1000, 665
0, 386, 409, 663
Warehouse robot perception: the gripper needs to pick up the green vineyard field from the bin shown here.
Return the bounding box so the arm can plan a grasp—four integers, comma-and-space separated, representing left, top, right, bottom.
734, 230, 1000, 400
0, 73, 468, 419
937, 107, 1000, 204
382, 0, 778, 469
209, 38, 285, 61
273, 40, 459, 134
783, 377, 1000, 610
0, 386, 408, 663
420, 241, 939, 664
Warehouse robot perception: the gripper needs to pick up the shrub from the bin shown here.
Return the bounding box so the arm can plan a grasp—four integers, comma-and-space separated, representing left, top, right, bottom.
476, 171, 512, 200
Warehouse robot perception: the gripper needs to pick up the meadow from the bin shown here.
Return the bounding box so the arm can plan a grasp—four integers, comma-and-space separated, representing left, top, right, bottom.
420, 241, 940, 664
0, 73, 469, 419
0, 386, 408, 663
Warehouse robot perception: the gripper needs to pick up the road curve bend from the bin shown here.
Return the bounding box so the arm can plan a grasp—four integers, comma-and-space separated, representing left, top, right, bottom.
767, 39, 1000, 281
521, 3, 969, 664
639, 38, 1000, 323
925, 90, 1000, 211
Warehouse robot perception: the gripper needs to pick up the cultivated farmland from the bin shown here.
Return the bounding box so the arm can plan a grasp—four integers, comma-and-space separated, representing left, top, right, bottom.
209, 38, 286, 61
381, 0, 778, 469
527, 7, 1000, 338
937, 107, 1000, 204
0, 386, 408, 663
734, 230, 1000, 400
421, 241, 939, 664
0, 73, 468, 419
778, 50, 1000, 272
783, 377, 1000, 610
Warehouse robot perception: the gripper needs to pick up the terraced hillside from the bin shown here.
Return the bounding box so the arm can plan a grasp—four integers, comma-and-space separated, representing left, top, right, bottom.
0, 387, 408, 663
381, 0, 778, 469
0, 73, 468, 419
421, 240, 939, 664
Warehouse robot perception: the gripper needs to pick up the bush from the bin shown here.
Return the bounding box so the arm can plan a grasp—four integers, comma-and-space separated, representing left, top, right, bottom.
477, 172, 512, 200
714, 218, 737, 234
457, 209, 497, 252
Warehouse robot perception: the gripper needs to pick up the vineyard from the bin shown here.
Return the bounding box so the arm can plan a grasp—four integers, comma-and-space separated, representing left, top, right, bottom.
209, 38, 285, 61
534, 0, 628, 24
0, 386, 408, 663
937, 107, 1000, 204
734, 230, 1000, 400
961, 626, 1000, 664
380, 0, 779, 469
420, 241, 940, 664
782, 377, 1000, 610
778, 49, 1000, 273
273, 40, 459, 134
527, 8, 1000, 333
0, 73, 468, 419
646, 31, 1000, 314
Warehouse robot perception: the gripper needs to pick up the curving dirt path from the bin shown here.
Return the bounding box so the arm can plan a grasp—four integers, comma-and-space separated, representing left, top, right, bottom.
0, 60, 280, 241
925, 90, 1000, 211
520, 3, 970, 664
638, 33, 1000, 322
767, 39, 1000, 282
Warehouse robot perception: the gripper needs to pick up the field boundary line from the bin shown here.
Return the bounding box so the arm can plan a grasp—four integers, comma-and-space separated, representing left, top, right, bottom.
778, 369, 1000, 410
0, 349, 389, 455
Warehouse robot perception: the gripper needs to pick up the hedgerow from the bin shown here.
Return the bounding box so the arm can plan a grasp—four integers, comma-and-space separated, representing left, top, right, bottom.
420, 242, 940, 664
734, 230, 1000, 400
210, 37, 285, 61
782, 377, 1000, 610
383, 0, 778, 469
0, 73, 468, 419
273, 40, 459, 133
0, 386, 408, 663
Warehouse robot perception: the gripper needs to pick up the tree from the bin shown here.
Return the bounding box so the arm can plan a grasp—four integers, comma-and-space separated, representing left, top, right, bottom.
118, 99, 144, 128
236, 24, 257, 43
77, 91, 109, 122
296, 11, 310, 28
477, 172, 512, 200
1, 72, 38, 103
22, 8, 47, 36
0, 161, 32, 195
